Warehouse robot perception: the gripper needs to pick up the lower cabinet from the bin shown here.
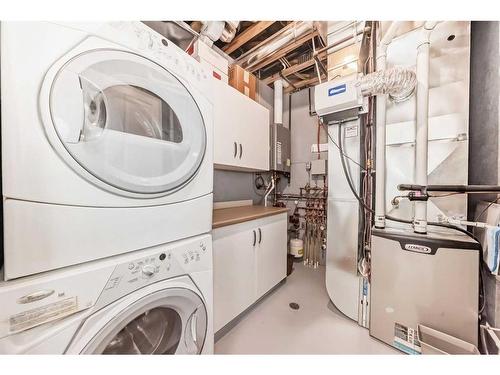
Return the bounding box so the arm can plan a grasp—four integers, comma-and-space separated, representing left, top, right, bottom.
213, 213, 287, 332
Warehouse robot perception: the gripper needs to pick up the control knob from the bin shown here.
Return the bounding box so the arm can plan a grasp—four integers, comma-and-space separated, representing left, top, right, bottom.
142, 264, 156, 277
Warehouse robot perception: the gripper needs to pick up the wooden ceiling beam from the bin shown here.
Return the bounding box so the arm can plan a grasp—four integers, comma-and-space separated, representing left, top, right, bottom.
247, 30, 319, 73
284, 74, 326, 94
223, 21, 275, 55
261, 52, 327, 86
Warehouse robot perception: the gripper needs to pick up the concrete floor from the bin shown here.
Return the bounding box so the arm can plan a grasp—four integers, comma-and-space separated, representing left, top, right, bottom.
215, 262, 398, 354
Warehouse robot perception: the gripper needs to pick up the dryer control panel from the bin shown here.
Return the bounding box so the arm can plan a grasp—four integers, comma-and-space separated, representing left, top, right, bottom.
95, 234, 212, 309
108, 22, 210, 83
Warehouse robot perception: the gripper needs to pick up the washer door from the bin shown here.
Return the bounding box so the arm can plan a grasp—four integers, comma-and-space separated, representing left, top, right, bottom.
48, 49, 206, 195
83, 288, 207, 354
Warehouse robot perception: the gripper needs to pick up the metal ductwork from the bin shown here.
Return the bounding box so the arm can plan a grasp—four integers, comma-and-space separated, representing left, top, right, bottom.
237, 21, 315, 70
142, 21, 198, 51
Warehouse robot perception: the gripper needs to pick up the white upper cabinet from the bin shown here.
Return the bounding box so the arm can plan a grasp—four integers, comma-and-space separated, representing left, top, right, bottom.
212, 79, 270, 171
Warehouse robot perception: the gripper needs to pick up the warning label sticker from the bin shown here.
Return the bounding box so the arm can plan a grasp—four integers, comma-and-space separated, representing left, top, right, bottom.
393, 322, 421, 355
9, 297, 78, 333
345, 125, 359, 138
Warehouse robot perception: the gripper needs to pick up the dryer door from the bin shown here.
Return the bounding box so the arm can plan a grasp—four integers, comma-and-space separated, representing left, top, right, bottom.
82, 287, 207, 354
48, 49, 206, 195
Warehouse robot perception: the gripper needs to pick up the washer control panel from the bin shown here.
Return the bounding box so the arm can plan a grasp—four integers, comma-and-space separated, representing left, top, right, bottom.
96, 234, 212, 308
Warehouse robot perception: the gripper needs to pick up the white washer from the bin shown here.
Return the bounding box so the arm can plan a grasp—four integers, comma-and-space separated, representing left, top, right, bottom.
0, 22, 214, 279
0, 234, 213, 354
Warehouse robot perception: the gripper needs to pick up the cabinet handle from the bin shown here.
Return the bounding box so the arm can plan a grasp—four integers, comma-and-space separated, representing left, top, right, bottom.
258, 228, 262, 244
239, 143, 243, 159
252, 230, 256, 246
233, 142, 238, 158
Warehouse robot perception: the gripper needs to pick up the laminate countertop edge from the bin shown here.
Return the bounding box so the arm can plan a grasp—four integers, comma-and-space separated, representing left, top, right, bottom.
212, 206, 289, 229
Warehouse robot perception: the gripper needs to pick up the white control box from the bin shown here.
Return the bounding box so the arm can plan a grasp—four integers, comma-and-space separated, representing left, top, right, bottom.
311, 159, 327, 175
314, 75, 366, 122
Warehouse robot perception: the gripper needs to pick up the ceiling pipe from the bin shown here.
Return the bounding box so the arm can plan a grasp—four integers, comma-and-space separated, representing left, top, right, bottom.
413, 21, 439, 234
239, 22, 314, 70
374, 21, 402, 229
313, 26, 369, 56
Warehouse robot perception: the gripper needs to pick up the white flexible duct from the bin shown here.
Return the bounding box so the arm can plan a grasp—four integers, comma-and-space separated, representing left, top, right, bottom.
414, 21, 439, 234
220, 21, 239, 43
374, 21, 402, 229
274, 80, 283, 124
200, 21, 239, 45
199, 21, 225, 46
359, 66, 416, 99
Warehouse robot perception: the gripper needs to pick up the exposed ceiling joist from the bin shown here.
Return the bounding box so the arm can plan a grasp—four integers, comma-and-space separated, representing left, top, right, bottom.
248, 30, 319, 73
223, 21, 275, 54
261, 52, 327, 85
284, 74, 326, 94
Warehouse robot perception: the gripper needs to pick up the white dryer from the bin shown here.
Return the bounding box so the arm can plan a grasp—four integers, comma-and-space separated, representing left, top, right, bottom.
0, 234, 213, 354
0, 22, 214, 279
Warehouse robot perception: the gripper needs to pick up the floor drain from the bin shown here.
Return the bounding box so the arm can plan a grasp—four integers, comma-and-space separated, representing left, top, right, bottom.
289, 302, 300, 310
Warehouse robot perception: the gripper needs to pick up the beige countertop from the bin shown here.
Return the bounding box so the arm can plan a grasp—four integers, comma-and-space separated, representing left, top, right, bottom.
212, 205, 288, 229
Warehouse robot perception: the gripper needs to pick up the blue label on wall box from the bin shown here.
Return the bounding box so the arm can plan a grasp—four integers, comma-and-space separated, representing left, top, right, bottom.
328, 84, 347, 96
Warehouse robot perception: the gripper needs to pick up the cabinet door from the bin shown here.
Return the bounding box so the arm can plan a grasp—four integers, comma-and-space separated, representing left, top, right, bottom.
213, 223, 257, 332
212, 78, 270, 171
238, 100, 270, 171
212, 79, 240, 168
256, 213, 287, 297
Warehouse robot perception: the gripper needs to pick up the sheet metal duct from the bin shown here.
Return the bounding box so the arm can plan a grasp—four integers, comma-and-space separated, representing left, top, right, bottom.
237, 21, 314, 70
142, 21, 198, 51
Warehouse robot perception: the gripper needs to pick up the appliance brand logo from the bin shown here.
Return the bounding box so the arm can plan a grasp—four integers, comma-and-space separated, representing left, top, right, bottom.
328, 84, 347, 96
404, 243, 432, 254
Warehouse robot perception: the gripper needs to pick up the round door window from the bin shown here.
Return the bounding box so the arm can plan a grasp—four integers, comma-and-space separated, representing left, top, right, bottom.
102, 307, 182, 354
82, 287, 208, 355
48, 49, 206, 195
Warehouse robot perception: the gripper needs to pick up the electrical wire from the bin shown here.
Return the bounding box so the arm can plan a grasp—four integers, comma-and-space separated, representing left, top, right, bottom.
321, 119, 367, 172
337, 124, 413, 225
475, 197, 500, 222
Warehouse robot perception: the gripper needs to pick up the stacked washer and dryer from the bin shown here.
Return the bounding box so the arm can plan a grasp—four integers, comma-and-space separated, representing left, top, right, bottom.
0, 22, 214, 354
